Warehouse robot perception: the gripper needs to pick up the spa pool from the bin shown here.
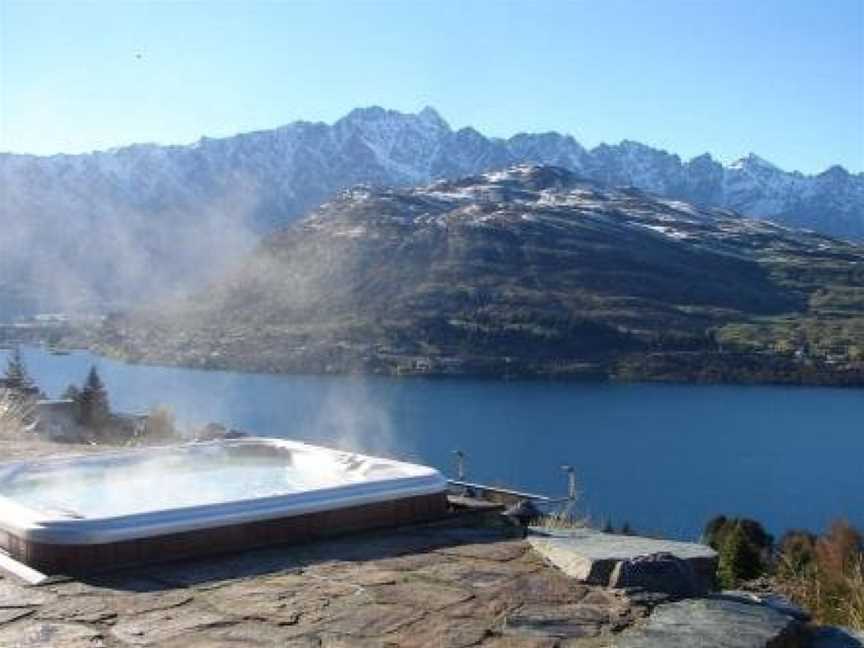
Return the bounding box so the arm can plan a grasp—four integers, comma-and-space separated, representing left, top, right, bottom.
0, 438, 449, 574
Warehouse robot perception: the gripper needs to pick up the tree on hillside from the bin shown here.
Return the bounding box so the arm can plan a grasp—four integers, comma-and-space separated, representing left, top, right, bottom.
77, 366, 110, 429
61, 384, 81, 401
3, 348, 34, 392
61, 384, 82, 420
704, 515, 773, 556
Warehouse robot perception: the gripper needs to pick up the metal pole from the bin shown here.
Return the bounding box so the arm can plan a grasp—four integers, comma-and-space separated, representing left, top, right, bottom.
453, 450, 466, 481
561, 465, 577, 500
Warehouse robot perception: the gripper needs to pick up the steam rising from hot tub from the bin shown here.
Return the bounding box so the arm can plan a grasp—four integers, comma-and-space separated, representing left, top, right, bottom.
3, 442, 408, 520
154, 376, 408, 462
311, 379, 403, 458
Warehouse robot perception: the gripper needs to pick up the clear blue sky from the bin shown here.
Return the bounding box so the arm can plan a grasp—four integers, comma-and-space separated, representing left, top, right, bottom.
1, 0, 862, 173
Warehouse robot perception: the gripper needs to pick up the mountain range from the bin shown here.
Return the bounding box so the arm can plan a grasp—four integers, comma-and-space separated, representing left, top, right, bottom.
95, 165, 864, 383
1, 107, 862, 317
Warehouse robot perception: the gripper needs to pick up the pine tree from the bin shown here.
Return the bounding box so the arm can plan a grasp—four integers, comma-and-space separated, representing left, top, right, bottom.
62, 384, 82, 420
703, 515, 730, 550
77, 366, 110, 429
718, 522, 763, 588
3, 348, 34, 392
61, 384, 81, 401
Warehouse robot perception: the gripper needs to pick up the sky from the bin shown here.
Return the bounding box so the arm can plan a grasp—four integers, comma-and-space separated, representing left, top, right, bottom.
0, 0, 862, 174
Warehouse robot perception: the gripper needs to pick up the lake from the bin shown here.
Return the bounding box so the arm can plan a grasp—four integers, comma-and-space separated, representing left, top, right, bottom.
2, 346, 862, 540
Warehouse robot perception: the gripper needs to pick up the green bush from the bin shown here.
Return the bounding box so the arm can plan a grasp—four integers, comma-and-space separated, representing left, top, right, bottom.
704, 515, 773, 553
704, 516, 772, 588
718, 522, 764, 588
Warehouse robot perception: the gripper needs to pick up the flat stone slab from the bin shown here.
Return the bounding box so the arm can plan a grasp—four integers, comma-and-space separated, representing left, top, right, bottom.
0, 621, 106, 647
110, 605, 230, 645
612, 597, 805, 648
155, 621, 311, 648
0, 608, 34, 626
504, 603, 609, 639
0, 582, 56, 608
527, 528, 717, 588
721, 590, 810, 622
367, 581, 473, 610
390, 615, 491, 647
811, 627, 864, 648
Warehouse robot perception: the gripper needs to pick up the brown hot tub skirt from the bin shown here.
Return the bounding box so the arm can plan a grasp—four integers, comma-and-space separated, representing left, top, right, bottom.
0, 492, 448, 575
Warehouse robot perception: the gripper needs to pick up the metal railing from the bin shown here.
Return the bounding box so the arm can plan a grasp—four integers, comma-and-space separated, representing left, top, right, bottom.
447, 450, 578, 506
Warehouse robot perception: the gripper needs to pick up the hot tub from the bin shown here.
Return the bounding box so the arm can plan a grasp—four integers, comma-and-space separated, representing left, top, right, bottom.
0, 438, 448, 574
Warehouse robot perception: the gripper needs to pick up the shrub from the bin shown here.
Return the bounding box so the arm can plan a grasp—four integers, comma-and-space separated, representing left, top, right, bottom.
816, 520, 863, 588
774, 519, 864, 629
777, 530, 817, 577
145, 405, 177, 440
704, 515, 772, 588
704, 515, 773, 554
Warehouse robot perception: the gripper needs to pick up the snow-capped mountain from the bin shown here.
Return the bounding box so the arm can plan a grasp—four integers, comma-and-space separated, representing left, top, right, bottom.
1, 106, 861, 316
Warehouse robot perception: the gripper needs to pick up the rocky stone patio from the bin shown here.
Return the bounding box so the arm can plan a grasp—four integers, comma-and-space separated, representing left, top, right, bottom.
0, 439, 859, 647
0, 522, 653, 647
0, 518, 850, 648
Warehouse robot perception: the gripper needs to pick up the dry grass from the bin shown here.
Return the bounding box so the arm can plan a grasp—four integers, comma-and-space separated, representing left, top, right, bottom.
532, 512, 586, 532
0, 389, 34, 437
774, 520, 864, 629
847, 557, 864, 629
530, 500, 588, 531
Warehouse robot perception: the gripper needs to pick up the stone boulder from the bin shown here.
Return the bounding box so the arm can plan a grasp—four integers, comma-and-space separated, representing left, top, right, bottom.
527, 528, 717, 593
608, 552, 702, 598
613, 597, 807, 648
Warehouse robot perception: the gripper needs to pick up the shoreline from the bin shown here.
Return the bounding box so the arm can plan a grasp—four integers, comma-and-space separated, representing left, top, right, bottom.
90, 345, 864, 389
5, 339, 864, 388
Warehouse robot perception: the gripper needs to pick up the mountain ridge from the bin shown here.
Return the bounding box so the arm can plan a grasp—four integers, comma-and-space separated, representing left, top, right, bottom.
5, 106, 856, 177
2, 106, 862, 317
5, 106, 857, 178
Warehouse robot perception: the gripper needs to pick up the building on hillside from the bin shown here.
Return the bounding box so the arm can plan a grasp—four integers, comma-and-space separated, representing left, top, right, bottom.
112, 412, 149, 438
33, 399, 78, 440
0, 379, 40, 398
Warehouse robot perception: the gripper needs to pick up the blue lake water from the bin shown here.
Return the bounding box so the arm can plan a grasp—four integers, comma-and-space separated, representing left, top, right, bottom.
2, 346, 862, 539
